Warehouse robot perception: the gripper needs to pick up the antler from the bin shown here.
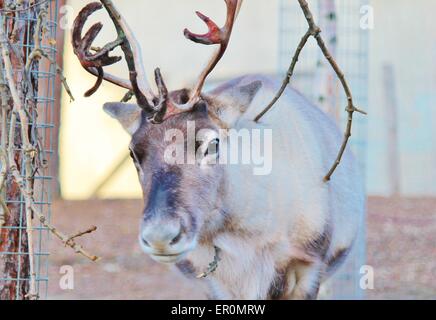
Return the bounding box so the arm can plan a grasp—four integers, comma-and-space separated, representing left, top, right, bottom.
182, 0, 243, 106
72, 0, 242, 123
72, 0, 168, 122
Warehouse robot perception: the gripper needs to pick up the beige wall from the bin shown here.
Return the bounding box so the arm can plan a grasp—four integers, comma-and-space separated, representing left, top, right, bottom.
367, 0, 436, 196
60, 0, 279, 199
60, 0, 436, 199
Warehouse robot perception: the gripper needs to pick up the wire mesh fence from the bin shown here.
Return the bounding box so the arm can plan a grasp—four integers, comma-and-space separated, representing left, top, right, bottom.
278, 0, 369, 299
0, 0, 59, 300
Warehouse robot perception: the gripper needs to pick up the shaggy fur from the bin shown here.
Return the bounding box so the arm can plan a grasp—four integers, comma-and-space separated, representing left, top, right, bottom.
103, 75, 365, 300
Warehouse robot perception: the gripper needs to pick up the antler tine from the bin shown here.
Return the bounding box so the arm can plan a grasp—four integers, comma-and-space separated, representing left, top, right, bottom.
72, 3, 133, 92
86, 67, 132, 90
98, 0, 156, 110
72, 2, 122, 96
72, 0, 168, 117
150, 68, 169, 124
183, 0, 243, 104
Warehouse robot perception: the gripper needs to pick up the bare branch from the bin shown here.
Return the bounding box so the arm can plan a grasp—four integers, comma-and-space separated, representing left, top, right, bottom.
254, 30, 312, 122
26, 8, 75, 101
0, 12, 99, 272
254, 0, 367, 182
196, 246, 221, 279
1, 17, 38, 297
27, 48, 75, 101
31, 206, 100, 261
65, 226, 98, 247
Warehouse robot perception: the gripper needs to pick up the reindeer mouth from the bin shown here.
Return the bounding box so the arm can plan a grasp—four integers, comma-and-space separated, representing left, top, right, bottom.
149, 251, 189, 264
139, 232, 198, 264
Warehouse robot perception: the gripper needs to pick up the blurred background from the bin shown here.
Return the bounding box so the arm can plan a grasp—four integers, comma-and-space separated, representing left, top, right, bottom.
42, 0, 435, 299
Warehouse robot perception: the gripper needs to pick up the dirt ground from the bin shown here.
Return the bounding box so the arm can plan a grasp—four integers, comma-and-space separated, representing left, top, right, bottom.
46, 197, 436, 300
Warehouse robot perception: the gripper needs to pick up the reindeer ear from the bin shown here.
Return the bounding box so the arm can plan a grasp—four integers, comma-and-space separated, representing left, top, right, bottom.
210, 80, 263, 126
237, 80, 263, 107
103, 103, 142, 135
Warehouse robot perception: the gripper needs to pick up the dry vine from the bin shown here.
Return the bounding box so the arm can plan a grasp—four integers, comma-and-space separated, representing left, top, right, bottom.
0, 2, 98, 300
255, 0, 367, 182
196, 246, 221, 279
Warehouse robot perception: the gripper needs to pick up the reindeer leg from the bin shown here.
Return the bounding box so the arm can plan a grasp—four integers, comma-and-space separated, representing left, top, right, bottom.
289, 260, 323, 300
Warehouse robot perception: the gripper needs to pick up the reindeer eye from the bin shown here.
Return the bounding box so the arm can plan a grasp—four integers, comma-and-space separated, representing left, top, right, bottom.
205, 138, 219, 156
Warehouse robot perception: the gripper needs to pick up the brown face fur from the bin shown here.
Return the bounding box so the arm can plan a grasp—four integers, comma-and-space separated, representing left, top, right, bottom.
103, 80, 262, 263
131, 99, 227, 262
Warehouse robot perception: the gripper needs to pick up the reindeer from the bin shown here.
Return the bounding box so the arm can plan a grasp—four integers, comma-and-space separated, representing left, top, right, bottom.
72, 0, 365, 299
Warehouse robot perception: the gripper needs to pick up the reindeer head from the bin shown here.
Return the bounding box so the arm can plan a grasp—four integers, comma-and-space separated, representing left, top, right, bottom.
72, 0, 265, 264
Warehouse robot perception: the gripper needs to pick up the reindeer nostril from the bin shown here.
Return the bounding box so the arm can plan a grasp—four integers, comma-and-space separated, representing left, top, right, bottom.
169, 229, 183, 246
141, 237, 150, 247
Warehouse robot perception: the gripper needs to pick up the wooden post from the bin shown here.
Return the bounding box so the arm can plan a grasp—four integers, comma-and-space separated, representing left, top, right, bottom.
383, 64, 400, 196
51, 0, 65, 198
314, 0, 338, 120
0, 0, 37, 300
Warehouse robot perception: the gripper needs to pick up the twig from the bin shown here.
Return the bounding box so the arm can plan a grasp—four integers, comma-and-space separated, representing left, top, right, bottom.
31, 203, 100, 261
254, 0, 366, 182
0, 149, 8, 226
196, 246, 221, 279
5, 163, 100, 262
0, 73, 9, 209
27, 48, 75, 101
0, 148, 7, 196
0, 19, 38, 297
254, 29, 311, 122
65, 226, 97, 246
0, 13, 99, 280
0, 199, 10, 227
0, 0, 50, 13
25, 8, 75, 101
